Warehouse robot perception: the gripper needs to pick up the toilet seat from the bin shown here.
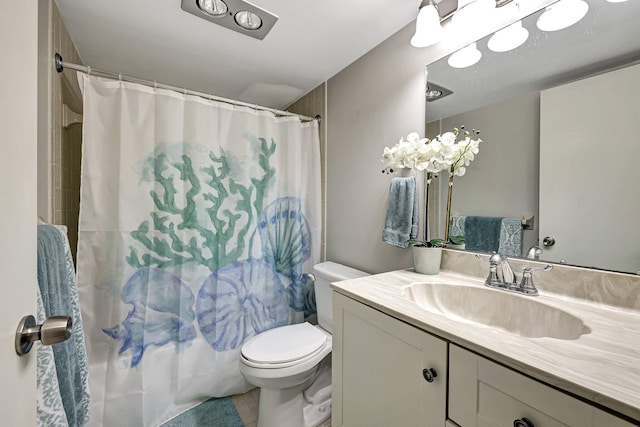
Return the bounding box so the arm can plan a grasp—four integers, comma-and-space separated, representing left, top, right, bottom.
241, 322, 329, 369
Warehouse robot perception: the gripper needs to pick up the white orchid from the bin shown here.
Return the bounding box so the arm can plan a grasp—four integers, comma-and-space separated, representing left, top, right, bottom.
381, 127, 481, 179
445, 127, 482, 177
382, 132, 450, 177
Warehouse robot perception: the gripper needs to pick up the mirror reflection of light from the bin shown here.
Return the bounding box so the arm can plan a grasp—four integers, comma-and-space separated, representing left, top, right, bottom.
536, 0, 589, 32
488, 20, 529, 52
448, 42, 482, 68
411, 4, 443, 48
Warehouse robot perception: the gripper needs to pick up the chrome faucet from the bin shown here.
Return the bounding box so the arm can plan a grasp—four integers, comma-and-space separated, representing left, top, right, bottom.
526, 245, 542, 260
476, 253, 553, 296
517, 265, 553, 295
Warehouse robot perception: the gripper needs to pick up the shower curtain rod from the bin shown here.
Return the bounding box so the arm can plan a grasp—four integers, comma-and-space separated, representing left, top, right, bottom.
54, 53, 321, 123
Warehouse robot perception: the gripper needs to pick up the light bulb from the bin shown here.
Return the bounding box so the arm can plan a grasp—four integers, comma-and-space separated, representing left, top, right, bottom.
537, 0, 589, 32
448, 42, 482, 68
411, 5, 442, 48
488, 20, 529, 52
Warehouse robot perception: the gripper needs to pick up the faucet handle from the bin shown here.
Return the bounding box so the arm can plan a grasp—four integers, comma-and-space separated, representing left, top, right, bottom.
475, 253, 506, 265
522, 264, 553, 276
519, 264, 553, 295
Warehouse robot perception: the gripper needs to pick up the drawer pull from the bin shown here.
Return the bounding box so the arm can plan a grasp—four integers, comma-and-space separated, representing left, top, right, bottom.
513, 418, 534, 427
422, 368, 437, 383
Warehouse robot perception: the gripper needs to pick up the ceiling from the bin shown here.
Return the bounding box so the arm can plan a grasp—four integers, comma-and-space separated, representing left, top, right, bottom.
55, 0, 418, 109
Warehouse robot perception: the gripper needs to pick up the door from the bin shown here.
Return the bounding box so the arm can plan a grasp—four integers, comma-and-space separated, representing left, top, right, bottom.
0, 1, 40, 424
539, 63, 640, 273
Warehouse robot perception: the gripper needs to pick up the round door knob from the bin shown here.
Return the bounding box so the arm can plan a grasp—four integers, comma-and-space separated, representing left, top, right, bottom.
422, 368, 437, 383
513, 417, 534, 427
542, 236, 555, 247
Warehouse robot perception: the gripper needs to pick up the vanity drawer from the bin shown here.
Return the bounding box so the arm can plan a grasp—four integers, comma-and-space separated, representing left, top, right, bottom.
449, 345, 635, 427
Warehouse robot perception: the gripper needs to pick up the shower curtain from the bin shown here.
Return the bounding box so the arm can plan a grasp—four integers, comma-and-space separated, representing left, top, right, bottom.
75, 75, 321, 427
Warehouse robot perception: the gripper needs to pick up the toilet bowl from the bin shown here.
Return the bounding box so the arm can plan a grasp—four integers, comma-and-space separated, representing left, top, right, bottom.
239, 262, 369, 427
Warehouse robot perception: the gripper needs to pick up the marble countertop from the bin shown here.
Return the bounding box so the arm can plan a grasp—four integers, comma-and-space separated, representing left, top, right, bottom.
331, 269, 640, 422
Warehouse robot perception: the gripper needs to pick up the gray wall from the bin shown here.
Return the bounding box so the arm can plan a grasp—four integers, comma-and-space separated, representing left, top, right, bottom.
323, 4, 554, 274
326, 23, 427, 274
434, 91, 540, 253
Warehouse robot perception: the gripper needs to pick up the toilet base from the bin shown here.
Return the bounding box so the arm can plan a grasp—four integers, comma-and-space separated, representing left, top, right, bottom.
256, 356, 332, 427
257, 386, 304, 427
257, 386, 331, 427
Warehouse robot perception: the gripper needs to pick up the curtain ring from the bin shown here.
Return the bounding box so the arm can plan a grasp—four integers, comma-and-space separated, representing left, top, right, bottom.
118, 73, 122, 81
87, 66, 92, 76
154, 81, 158, 89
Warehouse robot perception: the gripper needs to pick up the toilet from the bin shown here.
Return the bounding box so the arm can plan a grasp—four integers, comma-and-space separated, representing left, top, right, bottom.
239, 262, 369, 427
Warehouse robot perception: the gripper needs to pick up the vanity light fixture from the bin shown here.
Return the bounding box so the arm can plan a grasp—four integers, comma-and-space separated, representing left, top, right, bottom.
411, 0, 459, 48
448, 42, 482, 68
536, 0, 589, 32
181, 0, 278, 40
487, 20, 529, 52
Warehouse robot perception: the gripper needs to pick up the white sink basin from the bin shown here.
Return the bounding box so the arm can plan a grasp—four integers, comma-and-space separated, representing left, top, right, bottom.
404, 282, 590, 340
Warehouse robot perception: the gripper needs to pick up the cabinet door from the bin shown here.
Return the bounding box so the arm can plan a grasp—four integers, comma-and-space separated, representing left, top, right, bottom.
333, 293, 447, 427
449, 345, 636, 427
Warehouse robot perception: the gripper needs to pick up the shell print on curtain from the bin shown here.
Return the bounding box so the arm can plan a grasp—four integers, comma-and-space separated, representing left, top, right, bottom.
105, 137, 313, 361
76, 75, 321, 427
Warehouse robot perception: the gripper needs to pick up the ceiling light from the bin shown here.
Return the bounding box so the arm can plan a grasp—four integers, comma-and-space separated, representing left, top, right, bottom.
487, 20, 529, 52
411, 4, 443, 47
536, 0, 589, 32
448, 42, 482, 68
181, 0, 278, 40
605, 0, 628, 3
234, 10, 262, 30
426, 82, 453, 101
197, 0, 228, 17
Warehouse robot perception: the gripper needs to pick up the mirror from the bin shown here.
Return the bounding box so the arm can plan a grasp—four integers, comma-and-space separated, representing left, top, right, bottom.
425, 0, 640, 274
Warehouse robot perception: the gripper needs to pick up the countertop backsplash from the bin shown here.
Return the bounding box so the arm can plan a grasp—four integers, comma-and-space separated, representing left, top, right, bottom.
441, 249, 640, 311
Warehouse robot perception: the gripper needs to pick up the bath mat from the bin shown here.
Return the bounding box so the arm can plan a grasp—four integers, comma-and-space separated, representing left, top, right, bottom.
160, 397, 244, 427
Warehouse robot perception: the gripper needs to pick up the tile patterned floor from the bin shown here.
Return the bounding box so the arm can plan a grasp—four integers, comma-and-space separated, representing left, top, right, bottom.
231, 388, 332, 427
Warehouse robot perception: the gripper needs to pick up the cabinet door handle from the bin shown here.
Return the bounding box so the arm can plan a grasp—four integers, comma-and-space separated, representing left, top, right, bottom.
513, 418, 534, 427
422, 368, 437, 383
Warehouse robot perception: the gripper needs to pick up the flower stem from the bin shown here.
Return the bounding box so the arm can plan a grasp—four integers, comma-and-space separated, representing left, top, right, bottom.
445, 169, 454, 241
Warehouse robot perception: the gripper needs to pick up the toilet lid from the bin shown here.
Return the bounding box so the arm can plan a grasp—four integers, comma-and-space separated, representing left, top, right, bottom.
241, 322, 327, 364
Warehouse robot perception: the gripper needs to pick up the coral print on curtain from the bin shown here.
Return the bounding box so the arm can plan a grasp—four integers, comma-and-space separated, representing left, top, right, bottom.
75, 75, 321, 427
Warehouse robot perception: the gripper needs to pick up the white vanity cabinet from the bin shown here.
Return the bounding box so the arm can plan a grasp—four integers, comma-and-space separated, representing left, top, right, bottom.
448, 345, 635, 427
332, 293, 448, 427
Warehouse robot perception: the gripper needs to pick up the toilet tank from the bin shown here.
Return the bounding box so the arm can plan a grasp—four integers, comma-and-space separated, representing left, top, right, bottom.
312, 262, 369, 333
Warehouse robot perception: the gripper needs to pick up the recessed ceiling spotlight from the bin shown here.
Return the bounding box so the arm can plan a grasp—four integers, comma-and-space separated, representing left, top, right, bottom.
235, 10, 262, 30
488, 20, 529, 52
426, 82, 453, 101
182, 0, 278, 40
197, 0, 228, 17
448, 42, 482, 68
536, 0, 589, 32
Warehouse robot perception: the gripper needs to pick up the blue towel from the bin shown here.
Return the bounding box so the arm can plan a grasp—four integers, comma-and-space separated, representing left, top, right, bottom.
37, 225, 90, 427
382, 177, 418, 248
498, 218, 523, 257
464, 216, 503, 253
